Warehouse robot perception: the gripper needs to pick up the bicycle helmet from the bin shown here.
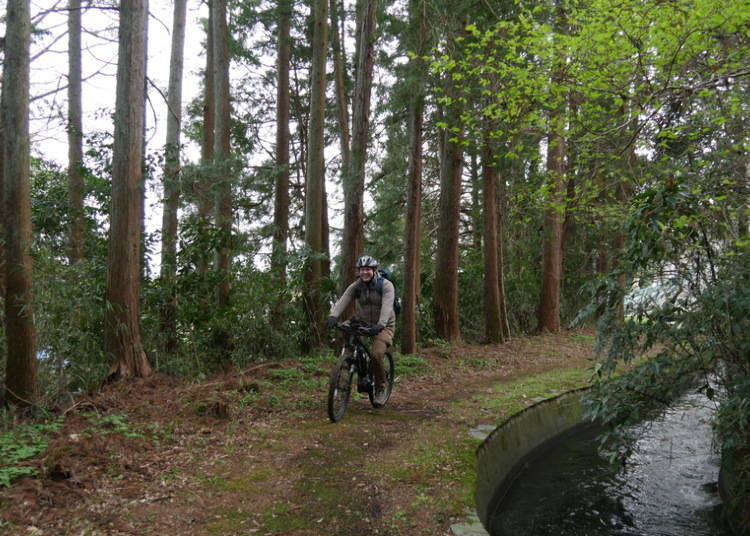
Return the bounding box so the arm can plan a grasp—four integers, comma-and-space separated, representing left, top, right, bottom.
356, 255, 378, 269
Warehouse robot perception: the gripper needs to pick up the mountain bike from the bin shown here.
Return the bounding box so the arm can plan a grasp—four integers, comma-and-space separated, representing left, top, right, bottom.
327, 320, 395, 423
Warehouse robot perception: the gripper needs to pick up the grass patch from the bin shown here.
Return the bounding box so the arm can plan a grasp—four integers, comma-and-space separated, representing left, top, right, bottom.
477, 366, 592, 418
208, 469, 273, 492
396, 354, 430, 377
383, 424, 477, 513
258, 502, 313, 533
205, 506, 261, 535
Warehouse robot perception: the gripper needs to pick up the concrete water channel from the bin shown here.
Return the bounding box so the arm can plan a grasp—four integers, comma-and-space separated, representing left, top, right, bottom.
460, 388, 736, 536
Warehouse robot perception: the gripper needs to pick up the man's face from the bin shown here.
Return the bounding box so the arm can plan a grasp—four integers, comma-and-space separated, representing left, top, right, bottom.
359, 266, 375, 282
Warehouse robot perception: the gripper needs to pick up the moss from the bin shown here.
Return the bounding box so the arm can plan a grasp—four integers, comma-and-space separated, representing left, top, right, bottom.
258, 503, 313, 532
208, 469, 273, 492
205, 506, 260, 534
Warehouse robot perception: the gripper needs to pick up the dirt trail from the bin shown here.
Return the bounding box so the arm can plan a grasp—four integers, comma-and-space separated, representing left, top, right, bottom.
0, 331, 596, 535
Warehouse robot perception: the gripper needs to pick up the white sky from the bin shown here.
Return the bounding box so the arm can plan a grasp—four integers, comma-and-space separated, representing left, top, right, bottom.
9, 1, 370, 270
17, 1, 210, 270
28, 1, 208, 164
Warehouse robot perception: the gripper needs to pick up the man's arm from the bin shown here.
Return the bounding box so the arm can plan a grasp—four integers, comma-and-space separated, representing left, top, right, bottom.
330, 280, 359, 319
378, 280, 395, 326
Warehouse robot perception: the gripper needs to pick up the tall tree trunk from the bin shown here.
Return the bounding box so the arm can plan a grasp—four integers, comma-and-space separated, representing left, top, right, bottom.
197, 2, 214, 278
104, 0, 152, 381
3, 0, 38, 404
68, 0, 85, 264
330, 0, 351, 174
401, 89, 424, 355
497, 155, 511, 340
482, 144, 503, 344
321, 178, 331, 281
433, 96, 464, 343
470, 152, 482, 252
272, 0, 292, 288
159, 0, 187, 354
0, 109, 5, 308
536, 2, 567, 334
537, 118, 566, 333
401, 0, 427, 355
339, 0, 377, 295
302, 0, 329, 351
212, 0, 233, 356
139, 13, 149, 282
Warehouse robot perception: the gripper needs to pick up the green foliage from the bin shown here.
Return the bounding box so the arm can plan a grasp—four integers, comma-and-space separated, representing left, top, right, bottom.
0, 416, 62, 487
82, 412, 143, 439
584, 173, 750, 511
396, 354, 430, 377
0, 156, 110, 402
145, 253, 303, 377
32, 256, 109, 399
82, 412, 144, 438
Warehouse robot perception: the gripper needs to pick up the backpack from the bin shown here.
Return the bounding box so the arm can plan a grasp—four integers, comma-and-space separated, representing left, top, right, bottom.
375, 269, 402, 316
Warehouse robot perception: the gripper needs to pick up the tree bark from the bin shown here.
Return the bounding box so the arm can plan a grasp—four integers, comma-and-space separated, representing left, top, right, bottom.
470, 153, 483, 253
104, 0, 152, 380
3, 0, 38, 404
433, 95, 464, 343
536, 120, 566, 333
339, 0, 377, 296
197, 1, 215, 278
302, 0, 329, 351
497, 155, 511, 340
272, 0, 292, 287
159, 0, 187, 354
401, 0, 427, 355
482, 145, 503, 344
68, 0, 85, 264
536, 1, 567, 334
212, 0, 233, 356
330, 0, 351, 174
0, 98, 5, 308
401, 91, 424, 354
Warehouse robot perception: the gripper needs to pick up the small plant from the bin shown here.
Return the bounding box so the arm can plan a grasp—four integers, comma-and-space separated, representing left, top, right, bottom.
0, 417, 63, 487
397, 355, 429, 377
82, 412, 143, 439
268, 364, 323, 392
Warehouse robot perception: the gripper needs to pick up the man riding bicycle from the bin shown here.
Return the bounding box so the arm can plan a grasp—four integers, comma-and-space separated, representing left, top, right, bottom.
325, 255, 396, 407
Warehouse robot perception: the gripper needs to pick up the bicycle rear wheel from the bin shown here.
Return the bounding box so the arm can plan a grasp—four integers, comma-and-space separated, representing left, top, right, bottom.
368, 352, 395, 408
327, 352, 355, 422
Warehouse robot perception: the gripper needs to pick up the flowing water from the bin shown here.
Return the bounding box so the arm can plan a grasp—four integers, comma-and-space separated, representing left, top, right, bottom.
489, 392, 729, 536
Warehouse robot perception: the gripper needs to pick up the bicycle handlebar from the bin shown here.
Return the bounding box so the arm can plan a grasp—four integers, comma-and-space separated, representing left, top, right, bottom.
335, 321, 372, 337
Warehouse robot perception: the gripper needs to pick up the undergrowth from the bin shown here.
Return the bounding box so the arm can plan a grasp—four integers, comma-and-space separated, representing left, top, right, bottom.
0, 415, 63, 487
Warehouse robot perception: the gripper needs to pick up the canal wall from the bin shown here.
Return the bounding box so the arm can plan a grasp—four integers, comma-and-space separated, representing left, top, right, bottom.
474, 388, 591, 528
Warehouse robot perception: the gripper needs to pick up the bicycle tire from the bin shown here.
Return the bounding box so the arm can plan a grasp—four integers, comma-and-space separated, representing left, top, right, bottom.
327, 351, 355, 422
368, 352, 395, 408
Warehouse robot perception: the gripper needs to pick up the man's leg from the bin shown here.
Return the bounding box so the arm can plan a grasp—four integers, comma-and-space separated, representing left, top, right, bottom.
371, 326, 394, 406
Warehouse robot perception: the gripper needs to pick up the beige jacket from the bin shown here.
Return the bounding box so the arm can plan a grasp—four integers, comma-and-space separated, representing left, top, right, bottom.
330, 276, 396, 328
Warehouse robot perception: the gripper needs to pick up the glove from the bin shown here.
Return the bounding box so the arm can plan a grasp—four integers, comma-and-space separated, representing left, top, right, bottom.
369, 324, 385, 336
325, 316, 338, 329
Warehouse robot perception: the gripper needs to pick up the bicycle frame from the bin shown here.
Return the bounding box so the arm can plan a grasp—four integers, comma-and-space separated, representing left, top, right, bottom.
341, 325, 374, 393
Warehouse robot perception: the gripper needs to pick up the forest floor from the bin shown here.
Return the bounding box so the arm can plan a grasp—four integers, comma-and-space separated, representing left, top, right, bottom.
0, 330, 598, 536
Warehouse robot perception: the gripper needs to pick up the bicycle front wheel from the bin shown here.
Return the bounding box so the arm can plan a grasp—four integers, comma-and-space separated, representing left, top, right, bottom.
327, 352, 355, 422
368, 352, 395, 408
